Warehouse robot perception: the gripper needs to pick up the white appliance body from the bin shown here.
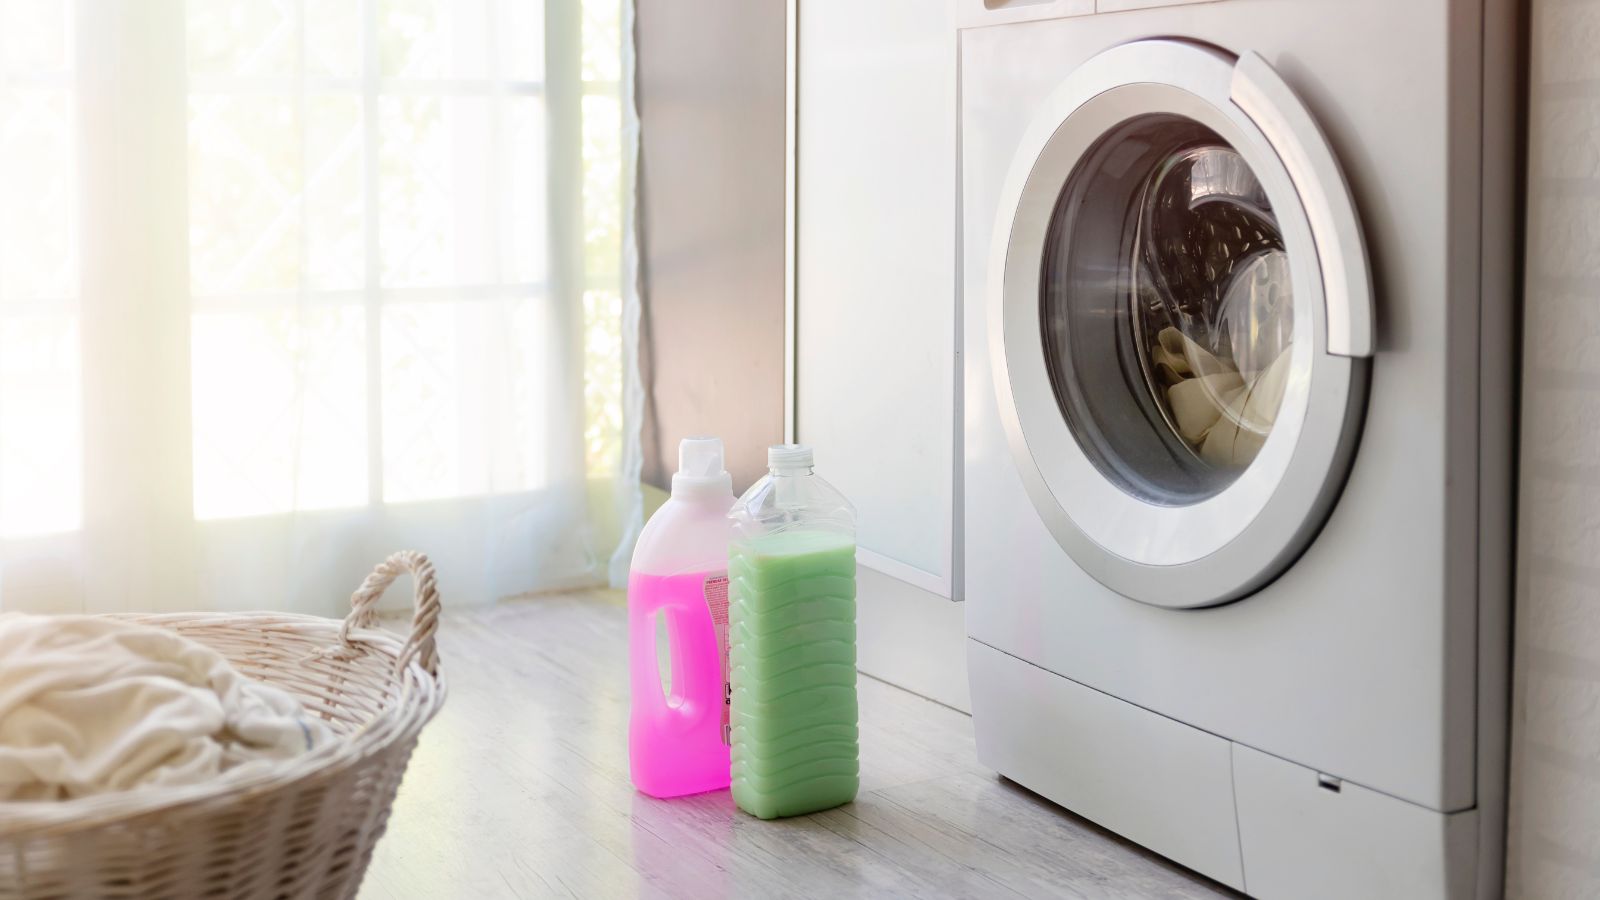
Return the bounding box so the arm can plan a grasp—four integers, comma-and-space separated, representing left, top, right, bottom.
962, 2, 1516, 897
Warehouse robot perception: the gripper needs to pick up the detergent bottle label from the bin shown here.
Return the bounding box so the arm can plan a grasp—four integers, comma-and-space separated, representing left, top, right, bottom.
704, 572, 730, 744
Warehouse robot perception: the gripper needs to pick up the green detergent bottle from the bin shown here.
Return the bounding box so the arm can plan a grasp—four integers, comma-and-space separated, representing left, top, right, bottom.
727, 444, 858, 819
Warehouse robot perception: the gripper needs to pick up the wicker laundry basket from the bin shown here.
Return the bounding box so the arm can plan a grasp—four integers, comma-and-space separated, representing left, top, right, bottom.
0, 551, 447, 900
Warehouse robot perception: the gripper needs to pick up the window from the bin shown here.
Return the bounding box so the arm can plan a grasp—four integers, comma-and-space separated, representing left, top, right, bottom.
0, 0, 635, 612
186, 0, 620, 517
0, 0, 78, 537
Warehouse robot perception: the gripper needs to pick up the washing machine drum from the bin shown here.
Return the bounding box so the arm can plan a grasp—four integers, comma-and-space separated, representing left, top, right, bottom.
990, 40, 1373, 608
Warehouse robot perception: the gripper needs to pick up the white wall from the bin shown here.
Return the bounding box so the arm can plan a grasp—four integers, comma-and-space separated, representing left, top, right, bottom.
796, 0, 968, 711
796, 0, 956, 587
1506, 2, 1600, 896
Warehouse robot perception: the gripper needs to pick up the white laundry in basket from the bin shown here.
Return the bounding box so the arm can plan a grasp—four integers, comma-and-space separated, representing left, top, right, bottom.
0, 613, 333, 801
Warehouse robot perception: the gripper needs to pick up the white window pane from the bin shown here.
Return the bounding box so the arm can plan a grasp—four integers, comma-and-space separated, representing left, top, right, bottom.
187, 0, 297, 78
0, 87, 74, 303
507, 96, 548, 283
379, 0, 446, 78
579, 3, 623, 474
0, 315, 78, 536
583, 288, 621, 473
305, 94, 366, 290
190, 90, 364, 297
498, 0, 544, 81
305, 1, 360, 79
580, 0, 620, 83
192, 307, 367, 519
188, 92, 301, 295
379, 95, 545, 287
380, 0, 538, 80
382, 299, 551, 503
0, 2, 76, 539
2, 0, 69, 74
581, 93, 620, 281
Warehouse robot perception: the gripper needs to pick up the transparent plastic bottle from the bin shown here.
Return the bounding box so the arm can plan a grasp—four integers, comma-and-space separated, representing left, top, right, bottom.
727, 444, 859, 818
628, 437, 736, 798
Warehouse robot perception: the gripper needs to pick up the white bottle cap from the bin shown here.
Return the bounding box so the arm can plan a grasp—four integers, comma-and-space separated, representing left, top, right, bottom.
673, 436, 733, 497
768, 444, 813, 470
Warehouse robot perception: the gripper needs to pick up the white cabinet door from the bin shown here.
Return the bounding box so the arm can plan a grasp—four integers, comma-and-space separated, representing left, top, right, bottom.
796, 0, 956, 598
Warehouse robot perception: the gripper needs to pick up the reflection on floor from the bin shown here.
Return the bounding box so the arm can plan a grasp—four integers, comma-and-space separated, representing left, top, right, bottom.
363, 591, 1233, 899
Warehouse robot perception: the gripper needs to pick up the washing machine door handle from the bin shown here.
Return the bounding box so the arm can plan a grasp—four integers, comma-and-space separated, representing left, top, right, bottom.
1230, 51, 1375, 359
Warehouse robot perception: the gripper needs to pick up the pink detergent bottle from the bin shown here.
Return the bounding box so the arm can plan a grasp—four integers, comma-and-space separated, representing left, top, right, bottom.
628, 436, 736, 797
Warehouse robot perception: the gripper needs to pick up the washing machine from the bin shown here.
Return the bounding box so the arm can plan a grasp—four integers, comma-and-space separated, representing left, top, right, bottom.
961, 2, 1517, 897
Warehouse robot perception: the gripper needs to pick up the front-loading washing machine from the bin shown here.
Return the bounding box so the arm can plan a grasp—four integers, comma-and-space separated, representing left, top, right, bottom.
961, 2, 1517, 897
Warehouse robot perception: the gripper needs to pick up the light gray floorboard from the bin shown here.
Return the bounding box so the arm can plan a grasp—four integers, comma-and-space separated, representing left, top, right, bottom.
363, 592, 1234, 899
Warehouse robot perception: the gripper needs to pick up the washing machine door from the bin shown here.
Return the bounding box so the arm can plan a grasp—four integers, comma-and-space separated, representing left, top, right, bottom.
990, 39, 1372, 608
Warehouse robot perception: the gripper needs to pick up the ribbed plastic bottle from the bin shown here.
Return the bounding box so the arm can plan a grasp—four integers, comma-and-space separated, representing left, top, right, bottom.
628, 436, 736, 798
727, 444, 858, 819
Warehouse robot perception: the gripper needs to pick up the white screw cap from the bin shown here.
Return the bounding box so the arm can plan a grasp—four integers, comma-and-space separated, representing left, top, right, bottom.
673, 436, 733, 498
768, 444, 813, 470
679, 436, 725, 478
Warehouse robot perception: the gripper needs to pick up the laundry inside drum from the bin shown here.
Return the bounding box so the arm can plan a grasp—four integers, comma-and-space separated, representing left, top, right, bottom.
1132, 145, 1293, 473
1039, 113, 1297, 505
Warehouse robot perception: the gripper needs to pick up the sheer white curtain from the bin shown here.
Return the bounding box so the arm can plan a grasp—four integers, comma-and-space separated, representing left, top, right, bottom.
0, 0, 642, 615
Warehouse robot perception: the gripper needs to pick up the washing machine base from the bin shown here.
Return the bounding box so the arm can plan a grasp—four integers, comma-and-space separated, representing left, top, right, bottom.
967, 639, 1480, 898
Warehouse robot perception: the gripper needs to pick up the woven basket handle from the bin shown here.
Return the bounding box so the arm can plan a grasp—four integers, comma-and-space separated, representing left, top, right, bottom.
341, 550, 442, 677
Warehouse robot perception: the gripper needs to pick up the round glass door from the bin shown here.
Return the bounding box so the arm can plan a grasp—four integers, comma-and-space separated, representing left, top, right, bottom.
1041, 115, 1294, 507
988, 41, 1371, 607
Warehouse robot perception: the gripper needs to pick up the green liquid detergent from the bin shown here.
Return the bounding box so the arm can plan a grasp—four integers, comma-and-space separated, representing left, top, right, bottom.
728, 445, 859, 819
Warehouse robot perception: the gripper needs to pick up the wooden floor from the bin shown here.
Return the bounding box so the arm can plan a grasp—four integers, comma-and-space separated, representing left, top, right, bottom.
361, 592, 1234, 899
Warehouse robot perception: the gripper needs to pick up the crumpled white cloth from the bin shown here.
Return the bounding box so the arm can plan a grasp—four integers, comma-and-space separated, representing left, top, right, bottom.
0, 613, 333, 801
